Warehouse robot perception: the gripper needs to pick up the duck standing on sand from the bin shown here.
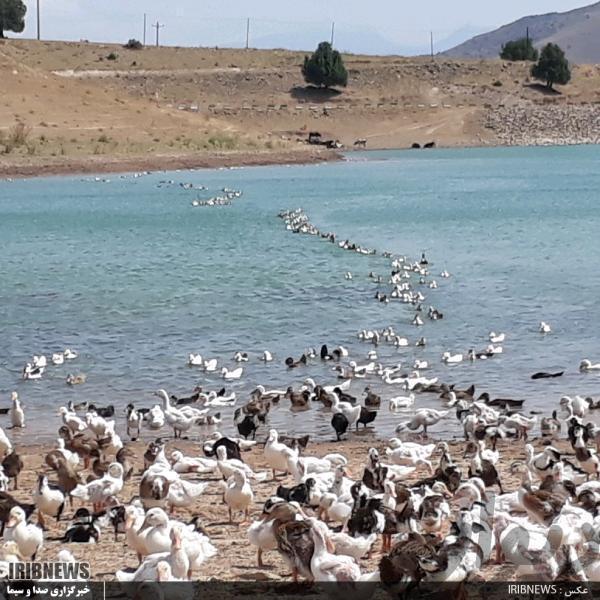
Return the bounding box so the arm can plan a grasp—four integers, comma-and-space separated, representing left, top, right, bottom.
9, 393, 24, 429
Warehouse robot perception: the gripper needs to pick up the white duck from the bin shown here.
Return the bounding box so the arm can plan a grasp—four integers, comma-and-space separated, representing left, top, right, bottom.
224, 469, 253, 524
33, 474, 65, 528
5, 507, 44, 560
385, 439, 437, 472
262, 351, 273, 362
9, 392, 24, 429
489, 332, 505, 343
117, 526, 190, 581
0, 428, 12, 460
59, 407, 87, 432
55, 438, 79, 468
203, 358, 218, 372
167, 479, 208, 510
170, 450, 217, 475
330, 531, 376, 560
264, 429, 298, 479
221, 366, 243, 380
580, 359, 600, 372
331, 393, 361, 428
188, 354, 203, 367
216, 446, 267, 481
137, 508, 172, 556
309, 519, 361, 582
539, 321, 552, 334
63, 349, 78, 360
560, 395, 588, 419
233, 352, 249, 363
51, 353, 65, 365
442, 352, 463, 364
70, 462, 124, 511
389, 393, 415, 410
145, 404, 165, 430
396, 409, 450, 435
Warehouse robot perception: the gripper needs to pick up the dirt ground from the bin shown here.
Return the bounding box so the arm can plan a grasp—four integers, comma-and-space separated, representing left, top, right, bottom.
5, 429, 566, 582
2, 39, 600, 177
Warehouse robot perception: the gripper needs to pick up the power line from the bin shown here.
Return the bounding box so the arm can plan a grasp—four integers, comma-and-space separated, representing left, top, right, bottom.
153, 21, 164, 47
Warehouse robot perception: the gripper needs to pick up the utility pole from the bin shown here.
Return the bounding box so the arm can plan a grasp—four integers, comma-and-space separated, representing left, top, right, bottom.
526, 26, 529, 44
430, 31, 434, 59
330, 21, 335, 46
36, 0, 40, 41
143, 13, 147, 46
153, 21, 164, 47
245, 18, 250, 49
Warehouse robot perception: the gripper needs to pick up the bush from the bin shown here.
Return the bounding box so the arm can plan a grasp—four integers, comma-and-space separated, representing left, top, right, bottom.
302, 41, 348, 89
500, 38, 539, 61
492, 80, 503, 87
531, 43, 571, 89
107, 52, 118, 61
124, 39, 143, 50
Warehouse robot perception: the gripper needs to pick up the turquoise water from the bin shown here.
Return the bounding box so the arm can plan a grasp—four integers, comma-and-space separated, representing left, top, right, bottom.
2, 145, 600, 443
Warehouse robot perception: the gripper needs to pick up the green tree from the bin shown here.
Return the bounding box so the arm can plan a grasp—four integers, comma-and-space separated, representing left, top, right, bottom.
302, 41, 348, 89
531, 43, 571, 89
0, 0, 26, 38
500, 38, 539, 61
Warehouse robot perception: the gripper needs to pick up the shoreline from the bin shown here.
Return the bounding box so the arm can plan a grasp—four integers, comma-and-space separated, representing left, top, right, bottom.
0, 147, 341, 180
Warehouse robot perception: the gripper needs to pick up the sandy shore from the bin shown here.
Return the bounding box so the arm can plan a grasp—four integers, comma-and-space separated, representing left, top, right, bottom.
0, 148, 340, 180
6, 431, 565, 582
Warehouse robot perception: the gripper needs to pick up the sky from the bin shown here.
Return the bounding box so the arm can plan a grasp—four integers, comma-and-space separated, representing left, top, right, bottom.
15, 0, 595, 54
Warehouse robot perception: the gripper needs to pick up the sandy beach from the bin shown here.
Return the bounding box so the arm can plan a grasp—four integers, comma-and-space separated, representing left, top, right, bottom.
5, 431, 562, 582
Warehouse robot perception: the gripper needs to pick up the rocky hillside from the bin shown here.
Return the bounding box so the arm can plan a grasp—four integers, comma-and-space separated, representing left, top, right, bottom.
443, 2, 600, 64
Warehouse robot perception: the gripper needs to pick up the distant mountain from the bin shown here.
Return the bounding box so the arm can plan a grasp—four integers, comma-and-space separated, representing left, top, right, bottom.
443, 2, 600, 64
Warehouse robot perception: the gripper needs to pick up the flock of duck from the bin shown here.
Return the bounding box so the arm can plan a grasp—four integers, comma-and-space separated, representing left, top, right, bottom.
3, 200, 600, 589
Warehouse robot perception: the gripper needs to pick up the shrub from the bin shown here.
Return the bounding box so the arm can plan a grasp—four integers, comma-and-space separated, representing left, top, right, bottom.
107, 52, 118, 61
124, 39, 143, 50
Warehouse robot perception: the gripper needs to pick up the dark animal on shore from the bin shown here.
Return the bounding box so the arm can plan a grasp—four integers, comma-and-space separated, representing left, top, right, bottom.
364, 387, 381, 409
334, 388, 357, 404
278, 434, 310, 453
331, 412, 349, 442
411, 142, 421, 149
424, 141, 436, 149
87, 404, 115, 418
2, 451, 23, 489
234, 412, 260, 440
531, 371, 564, 379
357, 406, 377, 429
276, 478, 316, 506
62, 508, 101, 543
203, 436, 242, 462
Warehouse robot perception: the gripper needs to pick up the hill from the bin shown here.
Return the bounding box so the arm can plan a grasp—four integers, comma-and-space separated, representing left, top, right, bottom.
1, 39, 600, 176
443, 2, 600, 63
